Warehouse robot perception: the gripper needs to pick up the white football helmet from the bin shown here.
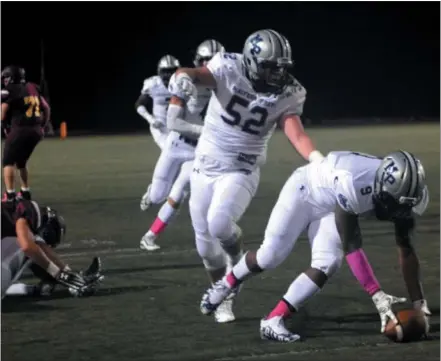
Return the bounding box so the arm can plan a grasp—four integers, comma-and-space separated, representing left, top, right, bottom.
194, 39, 225, 67
157, 55, 180, 86
242, 29, 293, 94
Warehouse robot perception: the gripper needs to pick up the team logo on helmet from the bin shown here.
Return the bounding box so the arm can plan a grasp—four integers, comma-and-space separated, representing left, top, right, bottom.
250, 34, 263, 56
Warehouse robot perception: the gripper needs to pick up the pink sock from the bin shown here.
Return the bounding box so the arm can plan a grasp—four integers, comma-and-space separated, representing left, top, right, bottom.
150, 217, 167, 235
267, 299, 293, 320
225, 271, 239, 288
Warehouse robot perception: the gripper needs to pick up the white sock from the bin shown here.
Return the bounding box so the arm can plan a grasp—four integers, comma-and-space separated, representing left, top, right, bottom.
283, 273, 321, 310
157, 201, 176, 223
231, 255, 251, 280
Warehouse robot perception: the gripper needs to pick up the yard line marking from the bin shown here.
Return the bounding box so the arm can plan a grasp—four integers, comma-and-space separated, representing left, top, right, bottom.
213, 342, 392, 361
60, 247, 198, 260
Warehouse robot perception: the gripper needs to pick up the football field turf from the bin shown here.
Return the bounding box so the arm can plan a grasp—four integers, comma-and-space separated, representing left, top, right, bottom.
2, 123, 440, 361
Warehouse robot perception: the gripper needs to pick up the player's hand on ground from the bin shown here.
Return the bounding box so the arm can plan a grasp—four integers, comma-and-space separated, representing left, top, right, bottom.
56, 269, 87, 292
69, 257, 104, 297
372, 290, 407, 332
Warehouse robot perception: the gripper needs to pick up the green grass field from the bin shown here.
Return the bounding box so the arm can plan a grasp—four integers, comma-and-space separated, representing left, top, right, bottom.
2, 124, 440, 361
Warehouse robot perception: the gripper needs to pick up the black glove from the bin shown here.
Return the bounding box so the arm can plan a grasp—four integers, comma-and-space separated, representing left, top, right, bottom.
56, 269, 87, 292
68, 257, 104, 297
81, 257, 104, 295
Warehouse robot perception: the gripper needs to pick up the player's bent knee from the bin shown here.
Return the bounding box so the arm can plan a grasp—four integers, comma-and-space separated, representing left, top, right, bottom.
311, 250, 344, 277
195, 234, 225, 270
207, 211, 233, 240
255, 241, 287, 270
149, 180, 171, 204
202, 253, 226, 271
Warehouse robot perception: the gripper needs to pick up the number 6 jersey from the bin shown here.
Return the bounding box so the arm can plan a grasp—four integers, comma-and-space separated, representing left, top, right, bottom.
197, 52, 307, 170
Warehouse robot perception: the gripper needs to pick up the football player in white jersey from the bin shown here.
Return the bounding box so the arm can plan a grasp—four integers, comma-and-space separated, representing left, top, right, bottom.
139, 41, 224, 252
201, 150, 431, 342
135, 55, 180, 150
172, 29, 325, 323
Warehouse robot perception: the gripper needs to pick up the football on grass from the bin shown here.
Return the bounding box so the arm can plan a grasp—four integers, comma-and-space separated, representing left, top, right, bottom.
384, 309, 429, 342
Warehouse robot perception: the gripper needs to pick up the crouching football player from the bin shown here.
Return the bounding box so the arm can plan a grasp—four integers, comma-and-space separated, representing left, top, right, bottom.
200, 151, 431, 342
1, 199, 103, 299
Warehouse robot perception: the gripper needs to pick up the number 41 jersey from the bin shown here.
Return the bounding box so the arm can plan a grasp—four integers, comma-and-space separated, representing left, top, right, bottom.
197, 52, 307, 168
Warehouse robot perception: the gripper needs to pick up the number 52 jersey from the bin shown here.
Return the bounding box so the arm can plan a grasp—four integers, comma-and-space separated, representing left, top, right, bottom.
197, 52, 307, 170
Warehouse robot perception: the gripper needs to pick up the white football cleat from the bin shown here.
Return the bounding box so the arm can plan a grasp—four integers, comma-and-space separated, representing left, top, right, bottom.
260, 316, 301, 343
214, 299, 236, 323
140, 233, 160, 251
140, 184, 153, 211
200, 277, 239, 315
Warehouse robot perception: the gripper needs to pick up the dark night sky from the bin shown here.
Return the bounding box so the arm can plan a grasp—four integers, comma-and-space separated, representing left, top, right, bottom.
1, 1, 439, 131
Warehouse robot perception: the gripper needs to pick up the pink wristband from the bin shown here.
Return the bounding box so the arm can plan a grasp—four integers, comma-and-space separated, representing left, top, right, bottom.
346, 249, 381, 296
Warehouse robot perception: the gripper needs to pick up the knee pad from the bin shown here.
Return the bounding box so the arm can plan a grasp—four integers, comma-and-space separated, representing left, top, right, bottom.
255, 240, 287, 270
149, 179, 170, 204
311, 250, 343, 277
207, 211, 234, 241
195, 233, 226, 271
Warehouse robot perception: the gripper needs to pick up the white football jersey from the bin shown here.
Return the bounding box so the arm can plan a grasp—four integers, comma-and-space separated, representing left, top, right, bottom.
304, 151, 381, 217
197, 52, 307, 170
328, 151, 381, 216
305, 151, 428, 218
141, 76, 171, 126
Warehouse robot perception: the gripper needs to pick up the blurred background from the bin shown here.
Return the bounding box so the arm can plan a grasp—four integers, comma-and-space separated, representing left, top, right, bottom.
1, 1, 439, 133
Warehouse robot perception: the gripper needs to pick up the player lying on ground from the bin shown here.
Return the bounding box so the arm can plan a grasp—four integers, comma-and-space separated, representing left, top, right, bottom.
5, 256, 103, 298
172, 29, 324, 323
140, 39, 224, 252
1, 199, 103, 299
200, 150, 431, 342
135, 55, 180, 151
1, 65, 51, 202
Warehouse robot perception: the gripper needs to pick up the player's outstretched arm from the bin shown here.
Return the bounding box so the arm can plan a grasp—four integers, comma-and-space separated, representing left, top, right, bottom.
335, 204, 407, 332
136, 78, 161, 127
335, 203, 382, 295
172, 67, 216, 102
175, 67, 216, 88
167, 96, 202, 138
15, 218, 62, 277
16, 218, 89, 292
394, 217, 431, 315
279, 114, 324, 162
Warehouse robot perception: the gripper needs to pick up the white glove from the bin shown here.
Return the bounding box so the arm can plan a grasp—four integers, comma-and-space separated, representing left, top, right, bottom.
174, 73, 196, 101
372, 290, 407, 332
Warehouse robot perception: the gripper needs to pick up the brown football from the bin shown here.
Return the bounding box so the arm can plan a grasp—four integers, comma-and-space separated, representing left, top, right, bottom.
384, 309, 429, 342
